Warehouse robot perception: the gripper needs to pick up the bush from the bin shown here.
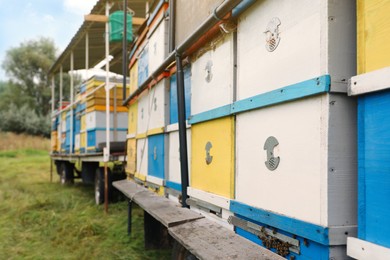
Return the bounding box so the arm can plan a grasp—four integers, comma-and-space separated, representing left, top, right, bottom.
0, 104, 50, 137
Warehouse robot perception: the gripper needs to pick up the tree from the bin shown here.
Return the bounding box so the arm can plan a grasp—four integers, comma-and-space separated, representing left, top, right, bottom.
0, 37, 78, 136
2, 37, 71, 116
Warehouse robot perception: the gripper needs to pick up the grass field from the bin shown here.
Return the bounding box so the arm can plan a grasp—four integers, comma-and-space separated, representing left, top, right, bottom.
0, 133, 171, 259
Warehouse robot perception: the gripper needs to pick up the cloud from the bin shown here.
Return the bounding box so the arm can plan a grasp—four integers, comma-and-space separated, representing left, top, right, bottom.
64, 0, 96, 15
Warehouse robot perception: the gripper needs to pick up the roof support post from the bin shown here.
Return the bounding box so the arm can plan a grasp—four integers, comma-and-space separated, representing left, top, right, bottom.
70, 51, 74, 154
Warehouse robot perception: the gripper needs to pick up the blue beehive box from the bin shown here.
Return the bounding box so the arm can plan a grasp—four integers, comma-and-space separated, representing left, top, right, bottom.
137, 45, 149, 87
169, 66, 191, 124
357, 89, 390, 247
147, 133, 165, 180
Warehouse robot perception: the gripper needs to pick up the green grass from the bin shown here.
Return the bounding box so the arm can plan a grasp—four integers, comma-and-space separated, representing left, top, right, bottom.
0, 149, 171, 259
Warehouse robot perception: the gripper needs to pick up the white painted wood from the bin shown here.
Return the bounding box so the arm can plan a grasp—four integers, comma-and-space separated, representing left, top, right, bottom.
326, 0, 356, 92
74, 134, 80, 150
189, 205, 234, 231
235, 95, 328, 225
167, 129, 191, 185
86, 111, 128, 130
237, 0, 321, 100
165, 122, 191, 133
347, 237, 390, 260
148, 16, 168, 74
147, 80, 167, 131
136, 137, 148, 176
349, 66, 390, 96
191, 33, 234, 115
146, 175, 164, 186
187, 187, 230, 210
136, 90, 150, 135
127, 133, 136, 139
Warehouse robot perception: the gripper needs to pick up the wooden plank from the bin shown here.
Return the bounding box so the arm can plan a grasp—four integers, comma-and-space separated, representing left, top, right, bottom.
113, 180, 203, 227
347, 237, 390, 260
84, 15, 145, 25
169, 218, 284, 260
84, 14, 108, 23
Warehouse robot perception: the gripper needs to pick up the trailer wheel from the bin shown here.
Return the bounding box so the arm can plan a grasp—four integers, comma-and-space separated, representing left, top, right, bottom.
95, 167, 112, 205
60, 162, 74, 185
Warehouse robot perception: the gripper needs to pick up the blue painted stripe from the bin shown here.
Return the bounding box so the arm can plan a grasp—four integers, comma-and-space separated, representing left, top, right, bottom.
165, 181, 182, 192
188, 104, 231, 124
188, 75, 331, 124
232, 75, 331, 114
90, 127, 128, 132
230, 200, 330, 245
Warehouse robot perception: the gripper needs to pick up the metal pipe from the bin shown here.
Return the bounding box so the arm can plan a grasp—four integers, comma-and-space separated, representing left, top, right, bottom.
122, 0, 128, 100
232, 0, 256, 18
70, 51, 74, 154
127, 200, 132, 235
168, 0, 176, 52
123, 0, 243, 106
86, 32, 89, 78
51, 77, 55, 116
104, 0, 110, 214
175, 53, 189, 208
59, 66, 63, 151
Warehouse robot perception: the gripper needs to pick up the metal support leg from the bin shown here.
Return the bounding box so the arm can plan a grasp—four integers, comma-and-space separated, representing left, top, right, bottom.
128, 200, 132, 235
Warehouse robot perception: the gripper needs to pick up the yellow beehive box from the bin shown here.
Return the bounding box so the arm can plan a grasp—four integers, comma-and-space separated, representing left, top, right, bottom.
80, 113, 86, 131
86, 105, 128, 113
125, 138, 136, 175
358, 0, 390, 74
51, 131, 57, 152
80, 131, 86, 151
128, 101, 138, 135
191, 116, 235, 198
129, 60, 138, 95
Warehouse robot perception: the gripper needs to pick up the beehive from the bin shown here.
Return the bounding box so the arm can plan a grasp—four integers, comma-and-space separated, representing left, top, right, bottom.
147, 1, 168, 74
169, 66, 191, 124
347, 1, 390, 258
191, 34, 234, 115
227, 0, 357, 258
166, 125, 191, 193
191, 116, 234, 199
125, 138, 136, 175
135, 137, 148, 182
146, 133, 165, 186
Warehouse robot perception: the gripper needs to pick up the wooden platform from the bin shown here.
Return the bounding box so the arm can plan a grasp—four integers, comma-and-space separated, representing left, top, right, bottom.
113, 180, 282, 260
113, 180, 203, 227
170, 218, 285, 260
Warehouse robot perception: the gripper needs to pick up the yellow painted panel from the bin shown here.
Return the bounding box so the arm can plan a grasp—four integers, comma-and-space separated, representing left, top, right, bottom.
126, 138, 137, 174
147, 127, 165, 136
191, 117, 235, 198
51, 131, 57, 151
148, 186, 164, 196
86, 105, 128, 113
80, 114, 86, 131
80, 132, 86, 149
358, 0, 390, 74
128, 102, 138, 135
129, 61, 138, 95
135, 172, 147, 182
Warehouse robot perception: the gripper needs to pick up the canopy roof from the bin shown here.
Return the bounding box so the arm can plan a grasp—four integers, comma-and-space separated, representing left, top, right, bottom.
49, 0, 147, 76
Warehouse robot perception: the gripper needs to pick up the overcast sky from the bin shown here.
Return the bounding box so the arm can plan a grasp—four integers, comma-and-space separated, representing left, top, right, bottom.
0, 0, 97, 80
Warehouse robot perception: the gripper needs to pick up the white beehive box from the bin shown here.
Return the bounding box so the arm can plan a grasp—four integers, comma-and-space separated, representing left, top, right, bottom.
235, 94, 356, 226
236, 0, 355, 99
136, 80, 167, 135
147, 10, 168, 74
135, 137, 148, 180
85, 111, 128, 130
166, 125, 191, 192
191, 33, 234, 115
